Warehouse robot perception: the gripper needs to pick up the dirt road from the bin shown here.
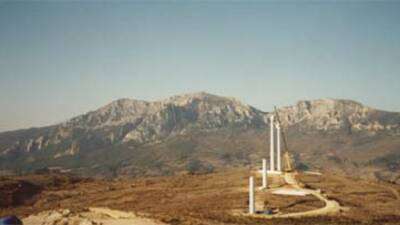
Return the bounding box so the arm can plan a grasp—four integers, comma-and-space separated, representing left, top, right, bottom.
250, 172, 343, 219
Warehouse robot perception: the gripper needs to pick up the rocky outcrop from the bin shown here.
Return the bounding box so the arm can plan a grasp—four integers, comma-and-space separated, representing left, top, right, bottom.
275, 99, 400, 133
23, 209, 101, 225
25, 136, 46, 152
54, 141, 80, 159
62, 92, 266, 144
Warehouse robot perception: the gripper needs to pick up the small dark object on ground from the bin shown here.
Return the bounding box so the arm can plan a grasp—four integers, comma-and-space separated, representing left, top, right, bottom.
258, 209, 274, 215
0, 215, 23, 225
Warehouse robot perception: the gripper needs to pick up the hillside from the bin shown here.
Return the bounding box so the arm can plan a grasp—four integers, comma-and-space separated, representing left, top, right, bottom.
1, 169, 399, 225
0, 92, 399, 183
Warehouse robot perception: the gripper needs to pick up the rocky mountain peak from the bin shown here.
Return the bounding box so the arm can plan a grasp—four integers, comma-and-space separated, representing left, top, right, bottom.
275, 98, 400, 132
287, 98, 368, 120
50, 92, 265, 145
64, 98, 156, 129
164, 92, 241, 106
296, 98, 366, 112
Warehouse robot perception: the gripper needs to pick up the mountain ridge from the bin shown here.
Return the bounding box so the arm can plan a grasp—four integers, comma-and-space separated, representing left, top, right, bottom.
0, 92, 399, 182
1, 93, 398, 134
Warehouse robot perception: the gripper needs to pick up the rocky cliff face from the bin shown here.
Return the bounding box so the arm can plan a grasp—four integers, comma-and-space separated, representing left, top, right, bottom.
0, 92, 266, 161
275, 99, 400, 133
56, 92, 266, 145
0, 93, 399, 180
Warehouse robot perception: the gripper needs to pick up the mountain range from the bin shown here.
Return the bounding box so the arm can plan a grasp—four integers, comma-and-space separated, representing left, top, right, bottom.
0, 92, 399, 183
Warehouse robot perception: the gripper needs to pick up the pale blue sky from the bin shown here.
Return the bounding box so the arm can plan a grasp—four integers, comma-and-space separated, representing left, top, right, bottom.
0, 1, 399, 132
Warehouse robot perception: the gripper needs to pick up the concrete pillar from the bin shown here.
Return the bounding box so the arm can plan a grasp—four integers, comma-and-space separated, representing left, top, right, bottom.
249, 176, 255, 214
270, 115, 275, 171
276, 123, 281, 172
262, 158, 268, 189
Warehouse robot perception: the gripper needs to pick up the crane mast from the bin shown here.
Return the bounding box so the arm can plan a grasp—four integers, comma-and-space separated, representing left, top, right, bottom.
274, 106, 294, 172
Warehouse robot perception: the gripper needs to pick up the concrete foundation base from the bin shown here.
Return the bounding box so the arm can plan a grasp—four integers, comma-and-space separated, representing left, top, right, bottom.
258, 170, 282, 175
271, 188, 311, 196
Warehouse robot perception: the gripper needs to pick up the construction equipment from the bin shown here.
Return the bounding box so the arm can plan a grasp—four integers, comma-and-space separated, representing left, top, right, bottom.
274, 106, 295, 172
283, 151, 294, 172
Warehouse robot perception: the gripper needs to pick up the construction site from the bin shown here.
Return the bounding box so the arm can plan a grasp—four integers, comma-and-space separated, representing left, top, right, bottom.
242, 110, 346, 218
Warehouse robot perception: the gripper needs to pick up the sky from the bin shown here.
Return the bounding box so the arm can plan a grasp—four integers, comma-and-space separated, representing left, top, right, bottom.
0, 1, 400, 132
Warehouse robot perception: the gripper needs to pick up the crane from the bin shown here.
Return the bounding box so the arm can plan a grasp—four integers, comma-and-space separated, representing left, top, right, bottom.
274, 106, 295, 172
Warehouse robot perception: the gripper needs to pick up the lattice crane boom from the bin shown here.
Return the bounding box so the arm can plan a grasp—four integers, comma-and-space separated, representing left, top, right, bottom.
274, 106, 294, 172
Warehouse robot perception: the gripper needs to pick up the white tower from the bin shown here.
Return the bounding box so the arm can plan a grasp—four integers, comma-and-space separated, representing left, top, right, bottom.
262, 158, 268, 189
270, 115, 275, 171
276, 123, 281, 172
249, 176, 255, 214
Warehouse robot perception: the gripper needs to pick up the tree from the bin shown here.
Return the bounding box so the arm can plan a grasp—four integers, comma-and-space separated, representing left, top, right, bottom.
186, 159, 214, 175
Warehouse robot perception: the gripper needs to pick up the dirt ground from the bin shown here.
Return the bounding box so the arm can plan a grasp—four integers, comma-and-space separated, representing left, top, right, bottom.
298, 173, 400, 222
1, 168, 400, 225
22, 207, 166, 225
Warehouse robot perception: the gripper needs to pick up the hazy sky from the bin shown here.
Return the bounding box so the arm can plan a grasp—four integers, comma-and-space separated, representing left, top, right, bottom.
1, 1, 400, 132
